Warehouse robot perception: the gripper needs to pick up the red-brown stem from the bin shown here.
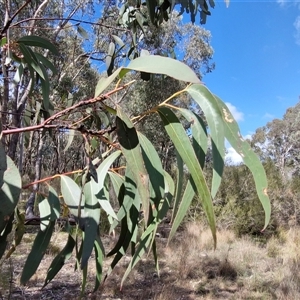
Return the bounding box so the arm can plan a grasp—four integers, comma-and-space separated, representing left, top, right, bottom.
2, 85, 126, 136
22, 169, 83, 189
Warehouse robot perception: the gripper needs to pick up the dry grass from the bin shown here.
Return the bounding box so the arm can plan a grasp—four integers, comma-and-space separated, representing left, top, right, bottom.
2, 223, 300, 299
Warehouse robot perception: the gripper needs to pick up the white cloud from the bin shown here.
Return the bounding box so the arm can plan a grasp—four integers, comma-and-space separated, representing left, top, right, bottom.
225, 134, 253, 165
263, 113, 275, 120
277, 0, 287, 7
225, 102, 244, 122
294, 16, 300, 45
225, 147, 243, 165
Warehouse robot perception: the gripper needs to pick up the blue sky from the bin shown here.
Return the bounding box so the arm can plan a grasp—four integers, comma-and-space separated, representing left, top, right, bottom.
200, 0, 300, 136
193, 0, 300, 162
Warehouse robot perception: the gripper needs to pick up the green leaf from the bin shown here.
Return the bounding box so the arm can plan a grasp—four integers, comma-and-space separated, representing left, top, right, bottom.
186, 84, 225, 198
168, 179, 195, 243
106, 42, 115, 76
92, 151, 121, 220
40, 70, 50, 111
93, 235, 104, 291
80, 259, 88, 298
43, 234, 76, 288
116, 107, 150, 224
77, 25, 89, 39
48, 186, 60, 221
177, 108, 208, 168
20, 222, 55, 284
172, 151, 184, 223
135, 11, 147, 34
18, 44, 45, 80
146, 0, 157, 24
157, 106, 216, 247
17, 35, 59, 55
0, 215, 13, 259
94, 68, 122, 97
121, 231, 153, 288
5, 208, 25, 259
60, 175, 85, 229
38, 198, 51, 231
0, 156, 21, 234
106, 169, 138, 270
138, 132, 165, 210
120, 55, 200, 83
214, 94, 271, 230
112, 35, 125, 47
81, 181, 101, 269
13, 63, 24, 85
34, 52, 57, 75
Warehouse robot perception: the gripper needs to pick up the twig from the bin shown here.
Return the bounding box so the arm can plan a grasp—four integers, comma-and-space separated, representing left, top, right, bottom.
0, 0, 32, 39
1, 84, 127, 136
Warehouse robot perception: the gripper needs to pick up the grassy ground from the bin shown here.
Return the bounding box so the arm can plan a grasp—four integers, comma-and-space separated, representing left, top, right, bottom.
1, 223, 300, 299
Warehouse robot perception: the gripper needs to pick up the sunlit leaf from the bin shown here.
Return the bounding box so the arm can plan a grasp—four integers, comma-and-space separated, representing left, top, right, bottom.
91, 151, 121, 220
213, 94, 271, 229
112, 34, 125, 47
0, 156, 21, 234
120, 55, 200, 83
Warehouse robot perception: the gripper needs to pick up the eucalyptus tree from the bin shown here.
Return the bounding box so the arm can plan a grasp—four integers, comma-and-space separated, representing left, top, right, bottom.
0, 0, 271, 295
251, 101, 300, 180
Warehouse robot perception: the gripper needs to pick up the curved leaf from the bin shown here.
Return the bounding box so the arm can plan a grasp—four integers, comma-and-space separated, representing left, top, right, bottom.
120, 55, 200, 83
43, 234, 76, 288
112, 34, 125, 47
91, 150, 121, 220
106, 42, 115, 76
17, 35, 59, 55
214, 94, 271, 229
94, 67, 122, 97
82, 181, 101, 269
146, 0, 157, 24
116, 107, 150, 224
0, 156, 21, 233
168, 179, 195, 243
138, 132, 165, 210
177, 108, 208, 168
60, 175, 85, 229
157, 106, 216, 247
93, 235, 104, 291
186, 84, 225, 198
20, 222, 55, 284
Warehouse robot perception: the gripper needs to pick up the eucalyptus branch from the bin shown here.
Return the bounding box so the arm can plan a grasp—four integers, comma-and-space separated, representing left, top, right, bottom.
11, 17, 131, 34
0, 0, 32, 39
1, 84, 128, 136
22, 169, 83, 189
